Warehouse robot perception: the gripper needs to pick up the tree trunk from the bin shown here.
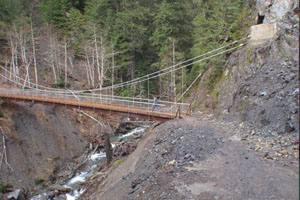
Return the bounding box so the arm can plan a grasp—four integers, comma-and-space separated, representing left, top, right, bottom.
103, 132, 112, 166
130, 50, 136, 80
48, 24, 57, 83
85, 48, 91, 86
111, 44, 115, 97
77, 110, 113, 166
91, 49, 95, 87
23, 63, 30, 89
93, 24, 101, 84
172, 38, 176, 102
64, 38, 68, 84
30, 17, 38, 88
14, 41, 20, 83
68, 57, 74, 74
100, 35, 105, 90
115, 0, 121, 12
9, 35, 15, 81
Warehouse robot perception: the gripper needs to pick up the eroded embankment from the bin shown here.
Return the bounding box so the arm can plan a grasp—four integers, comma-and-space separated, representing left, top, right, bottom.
0, 101, 144, 199
0, 102, 87, 190
82, 116, 299, 200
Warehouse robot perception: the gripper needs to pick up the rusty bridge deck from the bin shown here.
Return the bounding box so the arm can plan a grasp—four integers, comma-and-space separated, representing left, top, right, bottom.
0, 89, 190, 121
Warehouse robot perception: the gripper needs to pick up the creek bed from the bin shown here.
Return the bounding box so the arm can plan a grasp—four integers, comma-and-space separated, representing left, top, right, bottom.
30, 124, 149, 200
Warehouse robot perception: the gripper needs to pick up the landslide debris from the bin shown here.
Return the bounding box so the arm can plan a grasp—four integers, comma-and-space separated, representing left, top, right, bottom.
83, 116, 298, 200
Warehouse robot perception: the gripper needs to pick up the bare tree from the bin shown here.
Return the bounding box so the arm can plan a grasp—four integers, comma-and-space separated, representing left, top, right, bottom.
64, 37, 68, 84
93, 24, 101, 84
84, 45, 96, 87
172, 38, 176, 102
47, 23, 57, 83
30, 16, 38, 87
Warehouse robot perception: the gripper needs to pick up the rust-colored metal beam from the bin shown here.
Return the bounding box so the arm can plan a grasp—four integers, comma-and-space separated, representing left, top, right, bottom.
0, 94, 180, 122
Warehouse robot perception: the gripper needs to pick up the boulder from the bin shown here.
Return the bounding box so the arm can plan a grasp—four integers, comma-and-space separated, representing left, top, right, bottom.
6, 189, 26, 200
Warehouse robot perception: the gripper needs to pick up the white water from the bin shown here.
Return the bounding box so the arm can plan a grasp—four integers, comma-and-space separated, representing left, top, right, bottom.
118, 127, 146, 139
90, 152, 106, 161
30, 192, 48, 200
66, 188, 86, 200
66, 171, 90, 186
31, 126, 148, 200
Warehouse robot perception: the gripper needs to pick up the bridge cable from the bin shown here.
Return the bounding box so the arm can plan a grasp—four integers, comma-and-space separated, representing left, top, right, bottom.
0, 38, 248, 95
0, 43, 245, 96
72, 36, 250, 93
104, 43, 247, 91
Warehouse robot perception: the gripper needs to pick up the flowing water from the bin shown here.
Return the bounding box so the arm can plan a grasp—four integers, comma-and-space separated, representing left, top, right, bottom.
31, 125, 148, 200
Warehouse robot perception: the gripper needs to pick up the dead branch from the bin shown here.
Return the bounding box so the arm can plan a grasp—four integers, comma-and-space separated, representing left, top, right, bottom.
75, 109, 113, 165
0, 148, 4, 170
75, 145, 99, 170
0, 127, 13, 171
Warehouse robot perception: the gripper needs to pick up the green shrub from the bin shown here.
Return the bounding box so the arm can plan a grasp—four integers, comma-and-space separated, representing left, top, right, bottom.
0, 182, 4, 193
0, 182, 10, 193
206, 66, 224, 91
51, 79, 70, 88
34, 178, 44, 185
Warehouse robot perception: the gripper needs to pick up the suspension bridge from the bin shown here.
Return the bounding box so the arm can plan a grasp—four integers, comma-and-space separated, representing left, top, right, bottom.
0, 37, 249, 121
0, 88, 190, 121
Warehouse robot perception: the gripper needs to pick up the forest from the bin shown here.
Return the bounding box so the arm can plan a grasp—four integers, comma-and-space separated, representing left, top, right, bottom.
0, 0, 251, 102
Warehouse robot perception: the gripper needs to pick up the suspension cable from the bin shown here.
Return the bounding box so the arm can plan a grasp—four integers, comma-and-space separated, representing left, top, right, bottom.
0, 38, 249, 94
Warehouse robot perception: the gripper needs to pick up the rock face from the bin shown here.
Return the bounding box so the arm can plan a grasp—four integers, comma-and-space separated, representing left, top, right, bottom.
217, 1, 299, 134
257, 0, 299, 23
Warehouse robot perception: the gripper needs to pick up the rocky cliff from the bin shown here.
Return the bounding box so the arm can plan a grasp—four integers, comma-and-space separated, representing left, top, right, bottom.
215, 0, 299, 135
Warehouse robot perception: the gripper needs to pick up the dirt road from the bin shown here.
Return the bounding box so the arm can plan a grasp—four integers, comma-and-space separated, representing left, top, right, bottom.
82, 116, 299, 200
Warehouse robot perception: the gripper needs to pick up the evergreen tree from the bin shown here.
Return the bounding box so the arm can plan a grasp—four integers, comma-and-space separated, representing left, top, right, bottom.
66, 7, 86, 57
0, 0, 28, 22
151, 0, 193, 100
112, 0, 149, 81
190, 0, 248, 88
84, 0, 115, 28
40, 0, 71, 28
0, 0, 29, 42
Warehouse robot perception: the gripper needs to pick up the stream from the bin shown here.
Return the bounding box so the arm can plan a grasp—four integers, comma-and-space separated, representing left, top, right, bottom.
30, 124, 149, 200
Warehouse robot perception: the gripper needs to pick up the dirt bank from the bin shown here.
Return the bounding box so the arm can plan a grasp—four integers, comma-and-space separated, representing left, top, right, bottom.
82, 116, 299, 200
0, 100, 135, 198
0, 99, 151, 200
0, 102, 88, 191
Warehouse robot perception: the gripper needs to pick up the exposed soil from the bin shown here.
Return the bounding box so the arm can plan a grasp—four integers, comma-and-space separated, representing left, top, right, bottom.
82, 116, 299, 200
0, 101, 140, 198
0, 102, 88, 191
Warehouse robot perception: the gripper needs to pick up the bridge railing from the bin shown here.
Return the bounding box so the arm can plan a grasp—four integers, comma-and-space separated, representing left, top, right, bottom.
0, 88, 191, 116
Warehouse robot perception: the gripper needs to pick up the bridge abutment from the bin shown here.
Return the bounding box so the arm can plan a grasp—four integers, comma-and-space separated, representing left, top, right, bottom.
250, 23, 278, 46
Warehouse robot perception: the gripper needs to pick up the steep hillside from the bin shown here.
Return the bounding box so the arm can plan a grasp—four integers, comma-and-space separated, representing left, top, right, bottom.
82, 117, 298, 200
0, 102, 87, 191
0, 100, 129, 197
193, 0, 299, 135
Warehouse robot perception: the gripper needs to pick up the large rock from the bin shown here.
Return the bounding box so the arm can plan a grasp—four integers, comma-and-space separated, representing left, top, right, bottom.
6, 189, 26, 200
257, 0, 299, 23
